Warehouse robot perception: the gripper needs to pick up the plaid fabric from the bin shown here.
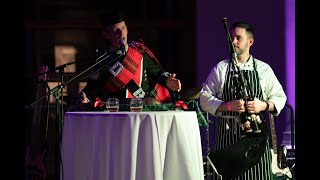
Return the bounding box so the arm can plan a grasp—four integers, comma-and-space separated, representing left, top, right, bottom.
116, 100, 208, 127
104, 46, 142, 93
90, 99, 208, 127
148, 83, 172, 103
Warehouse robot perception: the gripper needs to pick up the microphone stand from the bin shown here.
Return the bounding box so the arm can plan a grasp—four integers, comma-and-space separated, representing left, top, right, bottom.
54, 65, 65, 180
26, 49, 125, 180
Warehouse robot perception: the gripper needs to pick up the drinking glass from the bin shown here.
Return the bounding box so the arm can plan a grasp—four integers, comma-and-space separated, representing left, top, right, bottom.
106, 98, 119, 112
130, 98, 144, 112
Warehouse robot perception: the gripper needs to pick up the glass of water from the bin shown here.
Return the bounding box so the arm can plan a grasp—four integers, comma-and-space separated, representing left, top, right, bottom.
130, 98, 144, 112
106, 98, 119, 112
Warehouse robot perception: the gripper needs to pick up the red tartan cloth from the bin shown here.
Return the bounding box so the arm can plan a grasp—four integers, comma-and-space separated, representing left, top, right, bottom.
103, 46, 142, 94
102, 43, 172, 103
153, 83, 172, 103
94, 97, 105, 108
175, 100, 188, 110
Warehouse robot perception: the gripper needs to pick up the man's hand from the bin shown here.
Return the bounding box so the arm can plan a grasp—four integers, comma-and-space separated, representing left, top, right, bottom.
81, 91, 89, 103
229, 99, 245, 113
246, 97, 265, 113
78, 91, 92, 110
166, 73, 181, 92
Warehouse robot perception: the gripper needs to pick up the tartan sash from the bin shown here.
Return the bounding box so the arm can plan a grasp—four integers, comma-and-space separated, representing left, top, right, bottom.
103, 42, 172, 103
103, 46, 142, 97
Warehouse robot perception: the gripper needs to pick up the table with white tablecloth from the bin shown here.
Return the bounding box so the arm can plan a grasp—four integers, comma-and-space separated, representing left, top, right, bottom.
60, 111, 204, 180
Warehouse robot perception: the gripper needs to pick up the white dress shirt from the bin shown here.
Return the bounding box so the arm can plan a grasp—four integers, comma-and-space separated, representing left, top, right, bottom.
200, 56, 287, 117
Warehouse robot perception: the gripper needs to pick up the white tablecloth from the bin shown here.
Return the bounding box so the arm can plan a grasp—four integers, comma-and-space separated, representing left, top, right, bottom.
60, 111, 204, 180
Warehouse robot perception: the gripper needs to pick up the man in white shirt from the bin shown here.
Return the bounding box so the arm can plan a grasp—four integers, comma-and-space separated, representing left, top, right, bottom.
200, 21, 287, 180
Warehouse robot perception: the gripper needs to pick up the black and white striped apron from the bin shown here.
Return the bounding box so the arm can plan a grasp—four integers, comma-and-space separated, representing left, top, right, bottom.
213, 59, 272, 180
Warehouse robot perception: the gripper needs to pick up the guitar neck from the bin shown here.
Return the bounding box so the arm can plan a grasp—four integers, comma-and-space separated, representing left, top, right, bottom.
268, 112, 278, 153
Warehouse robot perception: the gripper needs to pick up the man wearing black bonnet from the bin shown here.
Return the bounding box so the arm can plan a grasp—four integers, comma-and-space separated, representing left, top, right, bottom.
77, 10, 182, 109
100, 10, 124, 27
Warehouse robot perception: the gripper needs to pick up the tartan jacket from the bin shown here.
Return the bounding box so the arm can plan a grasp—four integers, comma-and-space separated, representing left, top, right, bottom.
78, 42, 173, 107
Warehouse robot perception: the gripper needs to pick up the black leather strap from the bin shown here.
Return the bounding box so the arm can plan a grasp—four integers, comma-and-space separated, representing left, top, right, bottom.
126, 79, 145, 98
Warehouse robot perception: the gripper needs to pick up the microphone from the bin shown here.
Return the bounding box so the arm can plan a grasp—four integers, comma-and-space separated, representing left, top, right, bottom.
115, 28, 125, 54
118, 39, 126, 55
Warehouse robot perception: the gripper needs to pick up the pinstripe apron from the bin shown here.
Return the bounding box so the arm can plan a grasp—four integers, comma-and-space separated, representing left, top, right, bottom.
212, 59, 272, 180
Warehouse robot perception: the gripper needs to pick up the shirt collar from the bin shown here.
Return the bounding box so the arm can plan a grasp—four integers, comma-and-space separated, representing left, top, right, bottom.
237, 55, 253, 69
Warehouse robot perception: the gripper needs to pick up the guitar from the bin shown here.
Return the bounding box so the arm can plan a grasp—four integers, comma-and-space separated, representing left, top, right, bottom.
25, 64, 48, 180
268, 112, 292, 179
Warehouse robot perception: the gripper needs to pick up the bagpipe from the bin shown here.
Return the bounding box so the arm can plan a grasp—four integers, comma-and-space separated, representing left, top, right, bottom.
209, 17, 269, 179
